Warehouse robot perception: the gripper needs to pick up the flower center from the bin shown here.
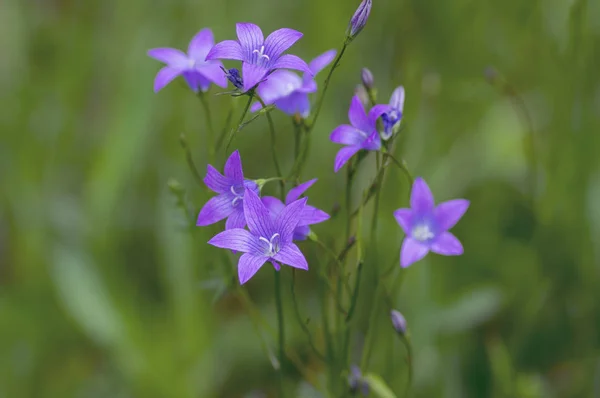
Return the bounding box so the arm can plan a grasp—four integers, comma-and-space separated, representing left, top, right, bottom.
230, 185, 244, 207
259, 233, 281, 257
411, 223, 435, 242
252, 45, 270, 64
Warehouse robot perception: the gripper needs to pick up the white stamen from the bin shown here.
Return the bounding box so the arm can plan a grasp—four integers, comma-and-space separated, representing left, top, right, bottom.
252, 45, 270, 62
412, 224, 434, 242
230, 185, 244, 207
260, 233, 281, 256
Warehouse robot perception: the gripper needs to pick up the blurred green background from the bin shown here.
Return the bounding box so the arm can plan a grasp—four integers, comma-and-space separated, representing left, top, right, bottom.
2, 0, 600, 397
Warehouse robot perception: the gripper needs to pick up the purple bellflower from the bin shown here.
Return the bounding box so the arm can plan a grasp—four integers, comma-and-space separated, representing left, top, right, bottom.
148, 28, 228, 93
208, 188, 310, 284
330, 95, 390, 172
197, 150, 259, 230
205, 23, 310, 93
249, 50, 337, 118
380, 86, 405, 140
394, 177, 469, 268
261, 179, 330, 241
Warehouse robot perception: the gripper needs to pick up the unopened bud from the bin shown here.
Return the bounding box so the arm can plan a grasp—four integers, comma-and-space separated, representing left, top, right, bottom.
347, 0, 372, 42
221, 66, 244, 90
348, 365, 370, 395
484, 66, 498, 84
390, 309, 407, 335
361, 68, 374, 89
354, 84, 370, 108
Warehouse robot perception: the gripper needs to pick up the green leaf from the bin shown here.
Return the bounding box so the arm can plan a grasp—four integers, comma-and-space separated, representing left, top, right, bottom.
363, 373, 397, 398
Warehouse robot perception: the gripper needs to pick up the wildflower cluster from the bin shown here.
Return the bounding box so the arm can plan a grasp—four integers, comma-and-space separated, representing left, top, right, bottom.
149, 0, 469, 395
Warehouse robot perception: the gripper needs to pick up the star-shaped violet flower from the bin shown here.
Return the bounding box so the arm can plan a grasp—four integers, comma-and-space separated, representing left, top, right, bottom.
208, 188, 310, 284
249, 50, 337, 118
205, 22, 311, 93
197, 150, 259, 230
394, 177, 470, 268
261, 179, 330, 241
380, 86, 405, 140
330, 95, 390, 172
148, 28, 228, 93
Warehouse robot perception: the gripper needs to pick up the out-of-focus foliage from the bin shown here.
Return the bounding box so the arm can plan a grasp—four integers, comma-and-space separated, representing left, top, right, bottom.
1, 0, 600, 397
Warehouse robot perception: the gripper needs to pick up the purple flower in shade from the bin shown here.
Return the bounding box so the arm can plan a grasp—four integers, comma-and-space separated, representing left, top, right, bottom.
205, 22, 311, 93
147, 28, 228, 93
330, 95, 390, 172
249, 50, 337, 118
196, 150, 259, 230
261, 179, 330, 241
394, 177, 470, 268
208, 188, 310, 284
380, 86, 405, 140
347, 365, 370, 396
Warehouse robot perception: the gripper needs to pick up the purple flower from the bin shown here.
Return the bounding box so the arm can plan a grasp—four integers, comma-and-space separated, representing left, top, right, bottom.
347, 0, 372, 40
330, 95, 390, 172
205, 22, 310, 93
261, 179, 330, 241
148, 28, 228, 93
394, 178, 469, 268
208, 188, 310, 284
249, 50, 337, 118
197, 150, 259, 230
347, 365, 370, 396
380, 86, 405, 140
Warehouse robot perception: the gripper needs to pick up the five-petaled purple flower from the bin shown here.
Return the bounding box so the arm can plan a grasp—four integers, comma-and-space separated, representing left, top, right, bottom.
261, 179, 330, 240
206, 22, 311, 93
250, 50, 337, 118
197, 150, 259, 230
330, 95, 390, 172
394, 177, 469, 268
208, 188, 310, 284
380, 86, 405, 140
148, 28, 228, 93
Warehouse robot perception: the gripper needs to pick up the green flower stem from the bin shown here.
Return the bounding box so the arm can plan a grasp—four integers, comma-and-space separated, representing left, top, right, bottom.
197, 91, 216, 164
179, 133, 204, 188
256, 95, 284, 199
290, 272, 326, 362
399, 334, 413, 397
215, 98, 236, 152
224, 92, 254, 153
274, 269, 286, 397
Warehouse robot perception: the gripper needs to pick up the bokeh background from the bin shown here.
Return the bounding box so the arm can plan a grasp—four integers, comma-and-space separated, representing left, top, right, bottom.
2, 0, 600, 397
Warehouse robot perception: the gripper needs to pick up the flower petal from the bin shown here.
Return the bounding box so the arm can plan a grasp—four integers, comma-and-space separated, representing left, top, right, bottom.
293, 225, 311, 241
361, 130, 381, 151
348, 95, 371, 132
368, 104, 391, 125
183, 70, 210, 92
208, 228, 259, 252
330, 125, 365, 146
153, 67, 182, 92
188, 28, 214, 61
390, 86, 405, 111
147, 48, 189, 68
298, 205, 330, 226
434, 199, 469, 231
264, 28, 303, 59
256, 70, 303, 105
275, 197, 307, 243
430, 231, 464, 256
286, 179, 317, 204
242, 62, 268, 92
262, 196, 285, 221
272, 54, 311, 73
204, 164, 231, 193
225, 208, 247, 229
224, 150, 244, 181
400, 237, 430, 268
308, 49, 337, 76
197, 194, 233, 226
393, 208, 413, 234
273, 243, 309, 270
274, 92, 310, 117
238, 253, 268, 284
410, 177, 435, 214
197, 62, 228, 88
236, 22, 264, 56
334, 146, 360, 173
243, 188, 275, 238
205, 40, 244, 61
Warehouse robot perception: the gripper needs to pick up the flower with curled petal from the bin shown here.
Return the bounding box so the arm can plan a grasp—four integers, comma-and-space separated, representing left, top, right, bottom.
148, 28, 227, 93
208, 188, 310, 284
380, 86, 405, 140
205, 22, 310, 93
394, 177, 469, 267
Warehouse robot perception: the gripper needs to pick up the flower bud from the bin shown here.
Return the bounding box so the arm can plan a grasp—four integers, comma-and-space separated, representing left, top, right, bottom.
221, 66, 244, 90
354, 84, 370, 108
390, 309, 407, 335
347, 0, 372, 41
361, 68, 374, 89
348, 365, 370, 395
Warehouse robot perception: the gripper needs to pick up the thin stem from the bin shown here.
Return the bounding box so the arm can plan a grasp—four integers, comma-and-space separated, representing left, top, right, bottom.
179, 133, 204, 188
224, 92, 254, 153
382, 151, 414, 187
345, 160, 354, 242
256, 95, 284, 199
399, 335, 413, 397
292, 118, 302, 160
291, 272, 327, 362
215, 98, 236, 152
197, 91, 216, 164
274, 270, 286, 397
360, 285, 382, 370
